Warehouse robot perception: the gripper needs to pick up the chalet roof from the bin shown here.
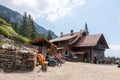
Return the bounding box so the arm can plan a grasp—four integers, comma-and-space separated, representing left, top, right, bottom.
50, 31, 109, 49
62, 32, 80, 37
50, 34, 78, 42
26, 37, 57, 50
74, 34, 109, 48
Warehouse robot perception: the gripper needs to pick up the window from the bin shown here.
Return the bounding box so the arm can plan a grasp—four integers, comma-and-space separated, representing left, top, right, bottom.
65, 50, 69, 56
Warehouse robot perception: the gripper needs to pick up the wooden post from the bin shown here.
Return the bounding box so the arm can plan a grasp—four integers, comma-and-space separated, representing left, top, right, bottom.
91, 47, 94, 63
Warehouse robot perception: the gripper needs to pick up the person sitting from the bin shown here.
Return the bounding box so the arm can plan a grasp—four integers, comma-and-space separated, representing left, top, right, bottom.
94, 57, 97, 64
37, 51, 47, 72
45, 53, 51, 66
118, 63, 120, 68
55, 52, 62, 66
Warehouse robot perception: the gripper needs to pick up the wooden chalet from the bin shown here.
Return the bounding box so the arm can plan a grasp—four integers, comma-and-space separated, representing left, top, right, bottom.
50, 30, 109, 62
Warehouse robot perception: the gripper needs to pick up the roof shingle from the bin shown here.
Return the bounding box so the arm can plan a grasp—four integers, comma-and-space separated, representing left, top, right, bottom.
50, 31, 109, 49
74, 34, 109, 48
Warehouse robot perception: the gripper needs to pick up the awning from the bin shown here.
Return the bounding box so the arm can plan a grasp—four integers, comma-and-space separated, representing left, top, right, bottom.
25, 37, 57, 50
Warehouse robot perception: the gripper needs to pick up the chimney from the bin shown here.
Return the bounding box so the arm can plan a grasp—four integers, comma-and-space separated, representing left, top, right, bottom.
70, 30, 74, 36
82, 29, 87, 36
80, 29, 83, 38
60, 32, 63, 37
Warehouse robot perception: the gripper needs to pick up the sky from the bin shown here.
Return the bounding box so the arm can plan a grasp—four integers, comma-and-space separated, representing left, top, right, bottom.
0, 0, 120, 57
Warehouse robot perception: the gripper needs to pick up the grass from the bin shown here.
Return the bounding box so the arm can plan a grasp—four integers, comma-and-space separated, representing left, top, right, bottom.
0, 18, 30, 43
18, 35, 30, 42
0, 18, 10, 26
0, 25, 17, 36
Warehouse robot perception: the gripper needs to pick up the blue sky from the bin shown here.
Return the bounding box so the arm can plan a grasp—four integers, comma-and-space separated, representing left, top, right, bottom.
0, 0, 120, 57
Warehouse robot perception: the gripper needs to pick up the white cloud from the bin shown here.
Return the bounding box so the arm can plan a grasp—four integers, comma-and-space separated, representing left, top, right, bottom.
47, 13, 58, 22
13, 0, 37, 7
105, 44, 120, 57
72, 0, 85, 6
0, 0, 85, 22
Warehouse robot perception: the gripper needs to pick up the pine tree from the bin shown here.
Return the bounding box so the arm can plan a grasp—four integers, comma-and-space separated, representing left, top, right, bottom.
29, 15, 36, 39
11, 22, 20, 34
46, 30, 52, 40
20, 12, 37, 39
20, 12, 28, 37
85, 22, 89, 35
27, 14, 32, 38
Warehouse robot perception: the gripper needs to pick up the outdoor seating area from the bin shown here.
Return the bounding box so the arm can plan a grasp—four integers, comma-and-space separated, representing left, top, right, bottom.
0, 1, 120, 80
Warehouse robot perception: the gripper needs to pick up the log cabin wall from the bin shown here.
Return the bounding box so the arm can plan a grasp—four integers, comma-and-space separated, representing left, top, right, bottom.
54, 41, 71, 57
73, 47, 92, 62
73, 46, 105, 62
54, 42, 106, 63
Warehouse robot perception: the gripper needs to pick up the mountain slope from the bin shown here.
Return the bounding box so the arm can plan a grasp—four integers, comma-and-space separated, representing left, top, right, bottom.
0, 18, 30, 45
0, 4, 58, 38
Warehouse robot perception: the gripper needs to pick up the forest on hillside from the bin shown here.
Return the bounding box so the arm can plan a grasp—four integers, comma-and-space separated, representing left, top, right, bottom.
0, 12, 53, 41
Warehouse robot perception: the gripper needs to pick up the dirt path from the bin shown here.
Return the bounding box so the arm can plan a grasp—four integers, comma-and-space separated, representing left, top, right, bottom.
0, 62, 120, 80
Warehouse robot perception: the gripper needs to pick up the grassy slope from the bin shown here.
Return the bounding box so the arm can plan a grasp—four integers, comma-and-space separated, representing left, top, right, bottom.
0, 18, 30, 45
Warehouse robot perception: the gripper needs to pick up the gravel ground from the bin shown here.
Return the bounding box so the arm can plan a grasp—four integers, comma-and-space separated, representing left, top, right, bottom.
0, 62, 120, 80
